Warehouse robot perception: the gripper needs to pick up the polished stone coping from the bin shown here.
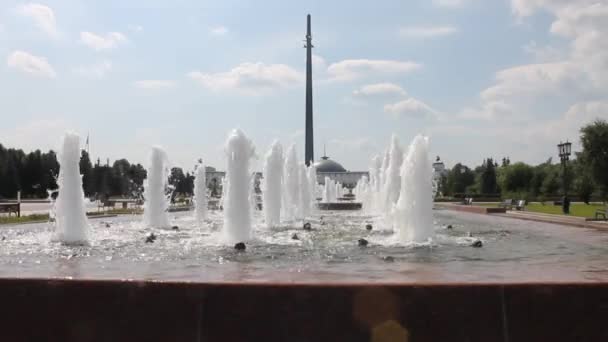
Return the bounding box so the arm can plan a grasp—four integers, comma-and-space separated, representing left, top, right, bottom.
1, 278, 606, 341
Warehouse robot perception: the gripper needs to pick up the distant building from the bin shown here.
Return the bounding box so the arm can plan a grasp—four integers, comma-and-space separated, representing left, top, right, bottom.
313, 155, 367, 187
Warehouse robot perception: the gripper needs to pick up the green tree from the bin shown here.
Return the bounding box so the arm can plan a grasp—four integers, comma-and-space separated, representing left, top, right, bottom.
498, 162, 534, 195
480, 158, 498, 194
79, 150, 94, 197
446, 163, 475, 195
580, 120, 608, 199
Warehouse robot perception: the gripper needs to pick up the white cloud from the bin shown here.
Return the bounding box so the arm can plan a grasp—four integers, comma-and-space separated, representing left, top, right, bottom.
7, 50, 56, 78
480, 62, 583, 102
523, 41, 564, 62
311, 54, 326, 69
80, 31, 127, 51
327, 59, 421, 81
188, 62, 303, 94
384, 98, 437, 118
399, 26, 458, 38
17, 3, 58, 38
353, 83, 407, 97
459, 101, 514, 121
73, 61, 112, 79
210, 26, 229, 35
433, 0, 469, 7
534, 101, 608, 143
133, 80, 176, 89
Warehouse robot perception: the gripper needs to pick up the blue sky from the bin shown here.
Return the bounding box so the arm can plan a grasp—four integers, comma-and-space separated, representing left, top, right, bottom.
1, 0, 607, 172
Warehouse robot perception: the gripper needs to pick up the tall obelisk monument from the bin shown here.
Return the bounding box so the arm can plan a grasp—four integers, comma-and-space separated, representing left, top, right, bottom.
304, 14, 314, 166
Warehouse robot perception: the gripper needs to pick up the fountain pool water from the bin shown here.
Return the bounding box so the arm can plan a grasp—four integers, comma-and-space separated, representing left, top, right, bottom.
1, 209, 608, 283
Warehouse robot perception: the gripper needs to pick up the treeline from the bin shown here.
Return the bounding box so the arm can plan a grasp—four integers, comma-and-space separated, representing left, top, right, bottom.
0, 145, 196, 200
438, 120, 608, 202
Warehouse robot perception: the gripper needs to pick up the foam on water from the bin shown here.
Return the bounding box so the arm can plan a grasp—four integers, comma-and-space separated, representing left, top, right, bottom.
53, 132, 90, 245
223, 129, 256, 243
143, 146, 171, 228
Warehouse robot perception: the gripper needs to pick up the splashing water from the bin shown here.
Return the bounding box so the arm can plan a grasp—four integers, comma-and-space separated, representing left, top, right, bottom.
394, 135, 434, 243
144, 146, 171, 228
382, 135, 403, 216
262, 141, 284, 228
282, 144, 299, 221
53, 132, 90, 245
193, 162, 208, 223
298, 163, 311, 218
223, 129, 256, 243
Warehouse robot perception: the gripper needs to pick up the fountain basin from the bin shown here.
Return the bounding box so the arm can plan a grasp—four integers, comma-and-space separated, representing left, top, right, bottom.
0, 279, 606, 341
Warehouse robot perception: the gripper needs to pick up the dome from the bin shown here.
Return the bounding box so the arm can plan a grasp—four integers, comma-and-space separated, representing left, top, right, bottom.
314, 156, 347, 173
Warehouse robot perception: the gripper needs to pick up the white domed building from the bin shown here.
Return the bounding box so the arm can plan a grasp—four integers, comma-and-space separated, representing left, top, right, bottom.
313, 154, 367, 187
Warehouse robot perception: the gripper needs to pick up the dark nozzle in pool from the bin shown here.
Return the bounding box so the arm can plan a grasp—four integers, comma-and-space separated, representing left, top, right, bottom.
471, 240, 483, 248
234, 242, 246, 251
172, 225, 179, 231
446, 224, 453, 229
145, 233, 157, 243
303, 222, 312, 231
383, 256, 394, 262
365, 224, 372, 231
105, 223, 111, 228
291, 233, 299, 240
358, 238, 368, 247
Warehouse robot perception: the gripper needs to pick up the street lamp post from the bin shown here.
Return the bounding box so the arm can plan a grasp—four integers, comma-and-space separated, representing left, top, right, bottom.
557, 141, 572, 214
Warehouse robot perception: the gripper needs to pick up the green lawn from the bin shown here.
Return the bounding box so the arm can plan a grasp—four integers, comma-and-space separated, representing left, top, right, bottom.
473, 202, 605, 218
0, 213, 49, 225
525, 203, 605, 217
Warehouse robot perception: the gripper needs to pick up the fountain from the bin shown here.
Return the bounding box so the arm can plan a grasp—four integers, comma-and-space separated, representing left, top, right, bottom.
262, 141, 284, 228
2, 129, 606, 342
193, 162, 207, 223
223, 129, 255, 243
282, 144, 299, 221
382, 135, 403, 216
143, 146, 171, 228
394, 135, 434, 243
322, 177, 335, 203
53, 132, 90, 245
298, 164, 311, 218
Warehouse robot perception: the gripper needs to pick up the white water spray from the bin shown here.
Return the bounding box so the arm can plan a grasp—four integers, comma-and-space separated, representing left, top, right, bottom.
298, 164, 311, 218
394, 135, 434, 243
282, 144, 299, 220
382, 135, 403, 215
193, 162, 208, 223
53, 132, 90, 245
262, 141, 284, 228
223, 129, 256, 243
144, 146, 171, 228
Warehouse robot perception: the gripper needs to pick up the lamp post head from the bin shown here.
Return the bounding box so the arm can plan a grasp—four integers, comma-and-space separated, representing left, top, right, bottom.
558, 141, 572, 160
